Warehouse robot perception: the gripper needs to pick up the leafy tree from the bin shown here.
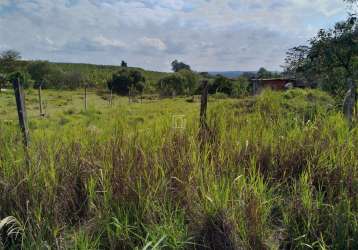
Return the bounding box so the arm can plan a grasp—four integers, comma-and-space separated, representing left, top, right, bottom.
158, 73, 186, 96
209, 75, 233, 95
27, 61, 52, 88
64, 71, 87, 89
256, 67, 281, 79
178, 69, 198, 95
108, 69, 145, 95
284, 46, 312, 80
233, 77, 250, 97
208, 75, 249, 97
0, 74, 6, 90
199, 72, 210, 78
121, 61, 128, 67
171, 60, 191, 72
0, 50, 21, 82
134, 81, 145, 94
0, 50, 21, 74
7, 71, 24, 84
242, 72, 256, 79
7, 71, 33, 89
45, 67, 65, 89
284, 16, 358, 96
310, 17, 357, 76
45, 69, 87, 89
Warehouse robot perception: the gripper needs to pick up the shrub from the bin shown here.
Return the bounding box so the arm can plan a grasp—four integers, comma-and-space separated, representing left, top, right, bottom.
158, 73, 187, 97
107, 69, 145, 95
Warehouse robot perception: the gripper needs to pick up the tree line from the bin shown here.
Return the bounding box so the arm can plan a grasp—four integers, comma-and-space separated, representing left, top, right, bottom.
0, 52, 116, 90
0, 53, 257, 98
283, 1, 357, 98
107, 60, 254, 98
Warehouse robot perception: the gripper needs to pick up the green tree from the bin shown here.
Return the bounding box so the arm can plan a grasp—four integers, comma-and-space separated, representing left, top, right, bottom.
233, 77, 250, 97
121, 60, 128, 67
27, 61, 52, 88
7, 71, 33, 89
171, 60, 191, 72
256, 67, 280, 79
284, 45, 312, 80
158, 73, 186, 96
45, 66, 66, 89
0, 50, 21, 74
69, 71, 87, 89
108, 69, 145, 95
0, 74, 6, 91
209, 75, 233, 95
207, 75, 249, 97
284, 16, 358, 96
178, 69, 198, 95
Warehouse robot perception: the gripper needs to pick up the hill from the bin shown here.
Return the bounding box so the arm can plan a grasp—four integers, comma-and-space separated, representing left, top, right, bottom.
13, 60, 170, 87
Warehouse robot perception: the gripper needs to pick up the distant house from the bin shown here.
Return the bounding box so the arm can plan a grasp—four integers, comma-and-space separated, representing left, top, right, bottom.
251, 78, 308, 94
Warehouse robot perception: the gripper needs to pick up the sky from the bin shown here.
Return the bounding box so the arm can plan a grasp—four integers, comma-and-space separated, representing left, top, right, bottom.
0, 0, 353, 72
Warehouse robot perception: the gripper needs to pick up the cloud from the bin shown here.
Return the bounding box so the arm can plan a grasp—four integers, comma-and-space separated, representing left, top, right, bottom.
93, 35, 126, 49
139, 37, 167, 51
0, 0, 349, 71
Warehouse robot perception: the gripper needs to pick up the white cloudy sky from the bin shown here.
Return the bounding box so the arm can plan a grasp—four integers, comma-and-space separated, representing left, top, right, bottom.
0, 0, 352, 72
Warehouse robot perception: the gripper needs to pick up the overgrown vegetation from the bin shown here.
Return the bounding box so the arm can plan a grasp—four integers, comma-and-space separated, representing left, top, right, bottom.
0, 57, 168, 91
284, 15, 357, 98
0, 54, 253, 98
0, 88, 357, 249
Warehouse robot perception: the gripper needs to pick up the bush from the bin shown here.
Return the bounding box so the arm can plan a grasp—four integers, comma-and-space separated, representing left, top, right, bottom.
209, 75, 249, 97
211, 92, 228, 99
108, 69, 145, 95
158, 73, 187, 97
7, 71, 33, 89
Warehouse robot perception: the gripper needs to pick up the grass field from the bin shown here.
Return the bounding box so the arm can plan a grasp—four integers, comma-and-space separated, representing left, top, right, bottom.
0, 88, 357, 249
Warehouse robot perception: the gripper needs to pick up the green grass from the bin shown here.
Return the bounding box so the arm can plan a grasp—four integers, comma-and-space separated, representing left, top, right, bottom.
0, 88, 357, 249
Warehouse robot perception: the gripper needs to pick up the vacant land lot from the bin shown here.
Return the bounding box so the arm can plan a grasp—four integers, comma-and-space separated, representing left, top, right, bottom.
0, 89, 357, 249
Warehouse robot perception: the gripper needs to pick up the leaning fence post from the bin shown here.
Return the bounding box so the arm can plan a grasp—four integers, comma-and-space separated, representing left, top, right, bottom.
38, 82, 44, 116
13, 78, 30, 150
200, 80, 208, 129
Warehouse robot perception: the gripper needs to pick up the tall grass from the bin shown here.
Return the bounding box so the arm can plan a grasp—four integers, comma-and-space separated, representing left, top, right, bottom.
0, 89, 357, 249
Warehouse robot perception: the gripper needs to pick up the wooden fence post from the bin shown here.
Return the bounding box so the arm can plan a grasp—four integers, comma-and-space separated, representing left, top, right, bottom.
0, 74, 4, 94
200, 80, 208, 129
38, 83, 44, 116
84, 85, 88, 110
253, 79, 258, 95
109, 88, 113, 106
128, 87, 132, 103
343, 78, 356, 126
13, 78, 30, 148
